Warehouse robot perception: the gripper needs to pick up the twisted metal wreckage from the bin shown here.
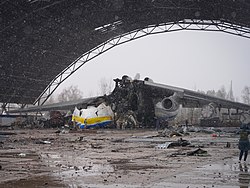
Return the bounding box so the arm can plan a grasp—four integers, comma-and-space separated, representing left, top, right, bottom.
2, 1, 250, 129
9, 75, 250, 129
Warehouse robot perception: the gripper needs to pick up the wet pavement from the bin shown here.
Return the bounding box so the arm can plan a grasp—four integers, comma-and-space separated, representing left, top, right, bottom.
152, 157, 248, 188
0, 128, 249, 187
1, 175, 65, 188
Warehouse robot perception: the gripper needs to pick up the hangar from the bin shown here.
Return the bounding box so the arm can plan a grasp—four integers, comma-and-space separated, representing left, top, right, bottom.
1, 0, 250, 111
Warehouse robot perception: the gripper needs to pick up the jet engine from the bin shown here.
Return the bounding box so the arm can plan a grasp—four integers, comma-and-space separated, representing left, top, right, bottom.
240, 111, 250, 124
154, 94, 180, 120
201, 103, 216, 118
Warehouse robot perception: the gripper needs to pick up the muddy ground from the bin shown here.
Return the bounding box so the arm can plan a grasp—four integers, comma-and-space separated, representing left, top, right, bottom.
0, 127, 248, 188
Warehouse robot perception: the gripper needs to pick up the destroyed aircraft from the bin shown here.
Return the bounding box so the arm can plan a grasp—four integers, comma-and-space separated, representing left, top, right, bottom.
8, 75, 250, 129
72, 103, 114, 129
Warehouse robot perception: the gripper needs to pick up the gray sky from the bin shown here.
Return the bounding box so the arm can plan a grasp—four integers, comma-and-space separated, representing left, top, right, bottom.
55, 30, 250, 101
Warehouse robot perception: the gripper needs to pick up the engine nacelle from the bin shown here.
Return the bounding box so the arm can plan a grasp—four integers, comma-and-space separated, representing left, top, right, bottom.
201, 103, 216, 118
155, 95, 180, 120
240, 111, 250, 124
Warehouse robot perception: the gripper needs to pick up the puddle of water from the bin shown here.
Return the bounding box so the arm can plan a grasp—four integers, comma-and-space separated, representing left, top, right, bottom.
201, 162, 239, 172
151, 182, 238, 188
152, 158, 250, 188
0, 175, 65, 188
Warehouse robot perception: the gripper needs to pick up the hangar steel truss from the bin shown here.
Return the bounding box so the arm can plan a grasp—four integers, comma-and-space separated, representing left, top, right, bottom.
36, 19, 250, 105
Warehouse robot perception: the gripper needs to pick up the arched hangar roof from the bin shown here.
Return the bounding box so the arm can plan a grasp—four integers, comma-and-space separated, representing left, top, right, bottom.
1, 0, 250, 105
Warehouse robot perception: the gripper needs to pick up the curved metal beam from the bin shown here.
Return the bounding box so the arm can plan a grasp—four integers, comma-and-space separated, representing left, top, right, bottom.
35, 19, 250, 105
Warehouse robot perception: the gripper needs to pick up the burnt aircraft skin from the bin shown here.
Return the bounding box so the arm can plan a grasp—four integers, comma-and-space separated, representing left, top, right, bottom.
102, 75, 250, 127
108, 76, 155, 127
8, 75, 250, 128
106, 75, 179, 128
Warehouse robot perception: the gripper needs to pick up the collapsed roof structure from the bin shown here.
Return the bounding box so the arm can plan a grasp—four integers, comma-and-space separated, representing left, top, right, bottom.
1, 0, 250, 108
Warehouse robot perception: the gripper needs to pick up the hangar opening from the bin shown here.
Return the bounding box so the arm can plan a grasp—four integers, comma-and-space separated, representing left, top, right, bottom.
0, 1, 250, 110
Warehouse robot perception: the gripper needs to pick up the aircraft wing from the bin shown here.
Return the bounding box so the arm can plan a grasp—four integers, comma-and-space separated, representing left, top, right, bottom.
8, 96, 106, 113
7, 77, 250, 116
144, 81, 250, 111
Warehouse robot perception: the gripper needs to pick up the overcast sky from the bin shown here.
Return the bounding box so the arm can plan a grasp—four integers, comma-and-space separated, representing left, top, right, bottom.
55, 30, 250, 102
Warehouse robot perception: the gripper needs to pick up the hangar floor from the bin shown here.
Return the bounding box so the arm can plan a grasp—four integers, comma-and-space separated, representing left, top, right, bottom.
0, 128, 246, 188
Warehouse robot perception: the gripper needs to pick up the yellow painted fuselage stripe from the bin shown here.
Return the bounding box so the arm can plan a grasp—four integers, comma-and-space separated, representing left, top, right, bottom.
72, 115, 112, 125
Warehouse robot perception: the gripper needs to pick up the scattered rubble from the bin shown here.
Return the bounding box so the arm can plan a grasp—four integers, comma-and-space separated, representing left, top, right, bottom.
186, 148, 208, 156
0, 126, 243, 187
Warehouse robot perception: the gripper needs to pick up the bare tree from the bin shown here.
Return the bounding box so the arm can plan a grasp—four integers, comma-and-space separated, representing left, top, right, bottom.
216, 86, 227, 99
197, 90, 206, 94
44, 94, 56, 104
99, 78, 113, 95
206, 90, 216, 96
242, 86, 250, 104
191, 108, 202, 125
57, 85, 83, 102
174, 107, 186, 125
